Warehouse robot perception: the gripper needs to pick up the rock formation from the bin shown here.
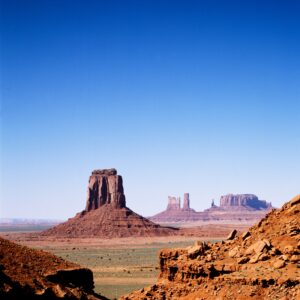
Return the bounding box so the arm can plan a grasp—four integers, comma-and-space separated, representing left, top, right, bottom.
166, 196, 181, 210
150, 194, 198, 223
220, 194, 272, 210
85, 168, 126, 211
0, 237, 108, 299
121, 195, 300, 299
150, 193, 272, 224
43, 169, 178, 238
182, 193, 190, 210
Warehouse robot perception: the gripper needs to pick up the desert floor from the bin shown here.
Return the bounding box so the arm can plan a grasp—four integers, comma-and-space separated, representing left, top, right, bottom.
1, 223, 250, 299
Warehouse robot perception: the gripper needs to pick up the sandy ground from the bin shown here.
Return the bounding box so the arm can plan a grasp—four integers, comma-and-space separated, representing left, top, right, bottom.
1, 222, 251, 249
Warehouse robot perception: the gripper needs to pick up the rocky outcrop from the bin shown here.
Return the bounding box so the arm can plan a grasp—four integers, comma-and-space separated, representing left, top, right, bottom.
220, 194, 272, 210
0, 237, 107, 300
121, 195, 300, 300
85, 168, 126, 211
43, 169, 178, 238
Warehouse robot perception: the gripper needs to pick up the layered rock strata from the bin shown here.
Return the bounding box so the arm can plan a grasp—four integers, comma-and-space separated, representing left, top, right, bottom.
121, 195, 300, 299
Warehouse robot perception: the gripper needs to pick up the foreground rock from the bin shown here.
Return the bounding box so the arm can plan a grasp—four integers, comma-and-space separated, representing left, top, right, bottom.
121, 195, 300, 299
0, 237, 107, 300
43, 169, 177, 238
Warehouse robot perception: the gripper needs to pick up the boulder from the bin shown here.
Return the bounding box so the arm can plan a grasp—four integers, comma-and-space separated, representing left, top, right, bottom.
245, 240, 269, 255
227, 229, 238, 240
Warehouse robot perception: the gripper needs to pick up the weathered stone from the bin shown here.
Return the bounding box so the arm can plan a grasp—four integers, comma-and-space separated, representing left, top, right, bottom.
237, 257, 249, 264
249, 253, 270, 264
228, 246, 239, 258
269, 247, 281, 256
187, 242, 207, 259
273, 259, 285, 269
85, 169, 126, 210
281, 255, 290, 261
92, 168, 117, 176
227, 229, 237, 240
284, 245, 296, 254
242, 231, 251, 240
290, 195, 300, 206
222, 264, 237, 272
290, 255, 300, 263
245, 240, 268, 255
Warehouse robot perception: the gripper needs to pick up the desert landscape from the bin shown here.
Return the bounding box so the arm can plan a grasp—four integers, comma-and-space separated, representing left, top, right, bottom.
1, 169, 299, 299
2, 1, 299, 299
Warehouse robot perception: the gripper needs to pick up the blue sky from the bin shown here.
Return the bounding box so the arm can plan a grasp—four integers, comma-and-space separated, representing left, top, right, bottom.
1, 0, 299, 219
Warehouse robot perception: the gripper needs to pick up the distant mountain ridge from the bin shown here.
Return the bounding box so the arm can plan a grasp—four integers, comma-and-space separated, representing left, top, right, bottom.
0, 218, 63, 225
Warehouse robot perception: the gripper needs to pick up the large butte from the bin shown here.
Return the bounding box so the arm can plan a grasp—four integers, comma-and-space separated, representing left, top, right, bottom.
43, 168, 177, 238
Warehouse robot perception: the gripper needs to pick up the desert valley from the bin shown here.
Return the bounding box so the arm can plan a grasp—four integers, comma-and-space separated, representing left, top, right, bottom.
2, 1, 299, 299
1, 169, 299, 299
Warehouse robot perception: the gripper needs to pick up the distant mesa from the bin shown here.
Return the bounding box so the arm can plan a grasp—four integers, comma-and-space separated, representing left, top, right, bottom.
150, 193, 273, 223
219, 194, 272, 211
43, 168, 177, 238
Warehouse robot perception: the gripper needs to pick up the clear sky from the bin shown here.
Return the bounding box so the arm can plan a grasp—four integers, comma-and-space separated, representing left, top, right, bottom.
1, 0, 299, 219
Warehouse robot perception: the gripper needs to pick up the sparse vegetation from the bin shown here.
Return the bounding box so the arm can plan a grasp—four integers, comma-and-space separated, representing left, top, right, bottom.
47, 241, 198, 299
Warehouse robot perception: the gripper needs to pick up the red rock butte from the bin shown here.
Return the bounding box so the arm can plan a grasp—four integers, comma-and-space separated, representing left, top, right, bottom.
43, 168, 178, 238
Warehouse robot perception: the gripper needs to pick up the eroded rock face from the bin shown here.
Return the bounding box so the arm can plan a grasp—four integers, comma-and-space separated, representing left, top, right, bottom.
85, 168, 126, 211
220, 194, 272, 210
121, 195, 300, 300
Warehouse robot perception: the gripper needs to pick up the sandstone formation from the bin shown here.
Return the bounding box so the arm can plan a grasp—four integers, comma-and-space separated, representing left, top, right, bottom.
0, 237, 107, 300
166, 196, 181, 210
43, 169, 177, 238
150, 193, 198, 223
220, 194, 272, 210
85, 168, 125, 211
150, 193, 272, 224
182, 193, 190, 210
121, 195, 300, 299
